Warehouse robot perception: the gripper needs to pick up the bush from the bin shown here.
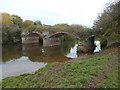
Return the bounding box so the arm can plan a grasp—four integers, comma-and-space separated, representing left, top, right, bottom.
2, 24, 22, 45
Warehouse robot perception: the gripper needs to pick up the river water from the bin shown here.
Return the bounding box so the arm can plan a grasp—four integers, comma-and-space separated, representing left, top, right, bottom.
1, 41, 101, 79
1, 41, 78, 79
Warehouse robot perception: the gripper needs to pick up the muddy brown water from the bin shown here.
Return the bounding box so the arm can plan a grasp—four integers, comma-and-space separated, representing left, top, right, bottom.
1, 41, 78, 79
1, 41, 101, 79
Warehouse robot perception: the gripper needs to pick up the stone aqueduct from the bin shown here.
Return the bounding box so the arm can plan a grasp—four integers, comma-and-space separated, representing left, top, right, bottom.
21, 31, 77, 46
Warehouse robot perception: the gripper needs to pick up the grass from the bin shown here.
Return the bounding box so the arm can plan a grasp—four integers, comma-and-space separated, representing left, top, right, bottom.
2, 53, 118, 88
98, 64, 119, 88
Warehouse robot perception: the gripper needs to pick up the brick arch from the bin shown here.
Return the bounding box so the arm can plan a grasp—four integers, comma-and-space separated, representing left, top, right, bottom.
22, 32, 43, 44
25, 32, 43, 37
48, 32, 76, 38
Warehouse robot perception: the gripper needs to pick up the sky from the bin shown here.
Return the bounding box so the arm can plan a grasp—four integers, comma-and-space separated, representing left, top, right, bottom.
0, 0, 114, 27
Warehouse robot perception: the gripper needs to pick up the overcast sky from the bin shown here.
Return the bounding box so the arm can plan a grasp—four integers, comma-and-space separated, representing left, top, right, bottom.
0, 0, 114, 27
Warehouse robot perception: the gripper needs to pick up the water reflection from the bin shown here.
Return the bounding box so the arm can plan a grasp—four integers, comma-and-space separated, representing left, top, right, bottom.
1, 56, 47, 79
2, 45, 22, 62
1, 41, 77, 78
21, 43, 73, 62
94, 41, 101, 52
1, 40, 101, 79
66, 44, 78, 58
2, 41, 76, 63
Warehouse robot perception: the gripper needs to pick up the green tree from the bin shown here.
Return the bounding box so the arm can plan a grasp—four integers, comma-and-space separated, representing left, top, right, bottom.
22, 20, 34, 28
93, 1, 120, 47
11, 15, 23, 28
34, 20, 42, 26
2, 24, 21, 45
93, 1, 120, 38
54, 23, 69, 26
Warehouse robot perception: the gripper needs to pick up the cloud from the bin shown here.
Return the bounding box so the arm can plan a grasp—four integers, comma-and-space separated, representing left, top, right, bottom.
0, 0, 113, 27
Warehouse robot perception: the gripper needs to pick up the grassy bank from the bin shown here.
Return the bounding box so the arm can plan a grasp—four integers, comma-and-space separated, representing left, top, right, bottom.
98, 64, 119, 88
2, 51, 118, 88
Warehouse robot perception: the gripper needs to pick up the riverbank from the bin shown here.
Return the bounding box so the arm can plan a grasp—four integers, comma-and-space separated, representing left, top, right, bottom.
1, 46, 119, 88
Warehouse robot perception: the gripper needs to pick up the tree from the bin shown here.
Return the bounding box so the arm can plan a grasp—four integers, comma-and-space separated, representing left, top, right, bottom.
11, 15, 23, 28
22, 20, 34, 28
34, 20, 42, 26
1, 13, 13, 24
93, 1, 120, 38
93, 1, 120, 47
54, 23, 69, 26
2, 24, 21, 45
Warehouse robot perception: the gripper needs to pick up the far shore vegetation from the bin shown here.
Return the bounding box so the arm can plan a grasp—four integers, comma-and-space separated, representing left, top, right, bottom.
1, 1, 120, 46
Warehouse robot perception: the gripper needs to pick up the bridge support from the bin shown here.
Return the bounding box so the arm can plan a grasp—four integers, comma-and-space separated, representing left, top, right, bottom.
22, 36, 40, 44
43, 37, 61, 47
78, 35, 95, 53
21, 31, 77, 46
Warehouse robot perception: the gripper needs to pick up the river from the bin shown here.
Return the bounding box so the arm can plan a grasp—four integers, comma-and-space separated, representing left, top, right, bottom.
1, 41, 101, 79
